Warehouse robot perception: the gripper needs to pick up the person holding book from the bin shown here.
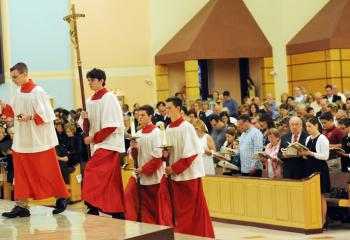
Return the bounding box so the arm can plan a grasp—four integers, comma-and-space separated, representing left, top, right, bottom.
300, 117, 330, 229
336, 118, 350, 172
259, 128, 282, 178
277, 117, 309, 179
319, 112, 344, 160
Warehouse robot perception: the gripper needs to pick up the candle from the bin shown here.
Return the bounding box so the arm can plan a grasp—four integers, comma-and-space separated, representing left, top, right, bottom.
160, 124, 167, 146
130, 116, 136, 137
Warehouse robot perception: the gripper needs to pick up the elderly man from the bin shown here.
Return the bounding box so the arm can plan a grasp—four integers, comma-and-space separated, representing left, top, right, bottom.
277, 117, 309, 179
333, 85, 346, 102
311, 92, 322, 113
294, 87, 305, 104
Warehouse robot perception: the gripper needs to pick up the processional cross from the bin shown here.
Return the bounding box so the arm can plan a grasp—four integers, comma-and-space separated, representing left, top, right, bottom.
64, 5, 91, 157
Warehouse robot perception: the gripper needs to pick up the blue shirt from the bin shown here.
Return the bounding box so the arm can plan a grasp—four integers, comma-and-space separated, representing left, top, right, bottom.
223, 99, 238, 117
237, 126, 263, 173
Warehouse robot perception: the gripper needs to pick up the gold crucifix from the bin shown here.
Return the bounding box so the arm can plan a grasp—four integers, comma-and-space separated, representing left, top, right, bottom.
63, 4, 85, 67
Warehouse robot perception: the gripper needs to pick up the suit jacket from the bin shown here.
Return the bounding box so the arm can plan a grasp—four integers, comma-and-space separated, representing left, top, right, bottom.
324, 95, 341, 103
152, 113, 171, 126
278, 131, 309, 179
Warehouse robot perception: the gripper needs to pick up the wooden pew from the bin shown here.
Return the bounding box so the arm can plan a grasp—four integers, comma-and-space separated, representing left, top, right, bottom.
202, 173, 323, 234
326, 172, 350, 208
31, 164, 82, 206
1, 163, 82, 206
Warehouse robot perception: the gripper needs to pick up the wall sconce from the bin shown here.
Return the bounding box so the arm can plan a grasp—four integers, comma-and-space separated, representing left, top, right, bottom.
269, 70, 277, 76
144, 78, 153, 86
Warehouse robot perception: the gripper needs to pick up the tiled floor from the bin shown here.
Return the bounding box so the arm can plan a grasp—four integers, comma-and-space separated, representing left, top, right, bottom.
0, 200, 349, 240
68, 202, 350, 240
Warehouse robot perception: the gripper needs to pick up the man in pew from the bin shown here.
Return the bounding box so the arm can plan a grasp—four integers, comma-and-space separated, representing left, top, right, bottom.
0, 62, 70, 218
79, 68, 125, 219
336, 118, 350, 172
278, 116, 309, 179
124, 104, 164, 224
158, 97, 215, 238
236, 114, 263, 177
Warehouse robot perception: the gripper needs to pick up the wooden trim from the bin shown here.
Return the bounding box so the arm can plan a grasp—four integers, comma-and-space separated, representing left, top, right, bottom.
290, 60, 342, 66
289, 77, 331, 82
211, 218, 323, 235
204, 172, 320, 182
127, 228, 174, 240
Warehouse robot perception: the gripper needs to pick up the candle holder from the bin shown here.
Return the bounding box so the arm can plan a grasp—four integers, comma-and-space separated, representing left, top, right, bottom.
127, 135, 140, 141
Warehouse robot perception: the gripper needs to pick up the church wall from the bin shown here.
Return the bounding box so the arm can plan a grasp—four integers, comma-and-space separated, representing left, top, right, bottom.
168, 62, 185, 97
243, 0, 329, 101
70, 0, 156, 109
0, 0, 334, 109
208, 59, 241, 104
0, 0, 74, 109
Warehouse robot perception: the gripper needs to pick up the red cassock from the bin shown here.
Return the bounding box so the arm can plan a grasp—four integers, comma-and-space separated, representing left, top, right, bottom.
12, 148, 70, 200
2, 82, 70, 201
124, 178, 160, 224
82, 148, 125, 213
158, 176, 215, 238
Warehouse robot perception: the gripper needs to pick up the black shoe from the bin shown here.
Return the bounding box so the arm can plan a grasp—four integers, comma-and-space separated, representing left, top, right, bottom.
86, 207, 99, 216
323, 221, 328, 231
2, 206, 30, 218
53, 198, 68, 215
111, 212, 125, 220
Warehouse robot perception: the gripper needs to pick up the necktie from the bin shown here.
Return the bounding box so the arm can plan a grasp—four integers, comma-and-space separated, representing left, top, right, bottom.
293, 134, 298, 143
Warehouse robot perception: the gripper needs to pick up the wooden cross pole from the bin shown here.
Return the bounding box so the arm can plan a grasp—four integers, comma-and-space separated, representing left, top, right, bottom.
64, 4, 91, 158
63, 4, 86, 110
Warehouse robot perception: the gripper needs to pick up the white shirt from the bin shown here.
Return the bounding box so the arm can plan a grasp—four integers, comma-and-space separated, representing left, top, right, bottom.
12, 86, 57, 153
305, 134, 329, 161
80, 91, 125, 154
166, 120, 205, 181
134, 126, 164, 185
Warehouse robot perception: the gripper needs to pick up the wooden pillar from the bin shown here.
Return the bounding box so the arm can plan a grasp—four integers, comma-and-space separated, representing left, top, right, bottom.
261, 57, 275, 99
339, 49, 350, 92
184, 60, 200, 105
155, 65, 170, 102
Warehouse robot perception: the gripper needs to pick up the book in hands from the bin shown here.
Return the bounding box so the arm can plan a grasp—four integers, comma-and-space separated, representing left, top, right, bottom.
217, 160, 240, 171
329, 147, 345, 153
212, 151, 231, 161
287, 142, 310, 151
281, 142, 310, 157
252, 152, 272, 160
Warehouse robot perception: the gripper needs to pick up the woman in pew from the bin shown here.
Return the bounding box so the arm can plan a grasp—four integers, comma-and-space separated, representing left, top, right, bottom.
259, 128, 282, 178
221, 128, 240, 175
300, 117, 330, 229
193, 119, 216, 175
0, 127, 14, 184
64, 123, 83, 173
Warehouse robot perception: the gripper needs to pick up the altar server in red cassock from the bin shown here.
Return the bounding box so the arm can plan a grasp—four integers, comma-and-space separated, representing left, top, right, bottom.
1, 62, 70, 218
79, 68, 125, 219
124, 104, 164, 224
158, 97, 215, 238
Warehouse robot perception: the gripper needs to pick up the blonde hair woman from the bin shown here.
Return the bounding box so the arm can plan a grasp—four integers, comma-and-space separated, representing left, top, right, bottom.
192, 119, 216, 175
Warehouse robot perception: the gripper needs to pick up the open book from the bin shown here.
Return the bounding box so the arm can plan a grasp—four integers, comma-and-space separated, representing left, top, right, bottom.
252, 152, 272, 160
281, 142, 309, 157
329, 147, 345, 153
217, 160, 240, 171
212, 151, 231, 161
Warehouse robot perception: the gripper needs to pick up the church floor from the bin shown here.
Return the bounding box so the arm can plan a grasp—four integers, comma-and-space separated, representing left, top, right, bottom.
0, 200, 349, 239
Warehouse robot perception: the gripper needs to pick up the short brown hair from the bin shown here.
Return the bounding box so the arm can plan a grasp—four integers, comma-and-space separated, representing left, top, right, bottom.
266, 128, 280, 139
64, 123, 77, 135
225, 127, 237, 137
10, 62, 28, 74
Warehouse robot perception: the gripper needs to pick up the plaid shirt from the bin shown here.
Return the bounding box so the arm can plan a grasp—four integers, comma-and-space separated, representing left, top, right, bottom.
237, 126, 263, 173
